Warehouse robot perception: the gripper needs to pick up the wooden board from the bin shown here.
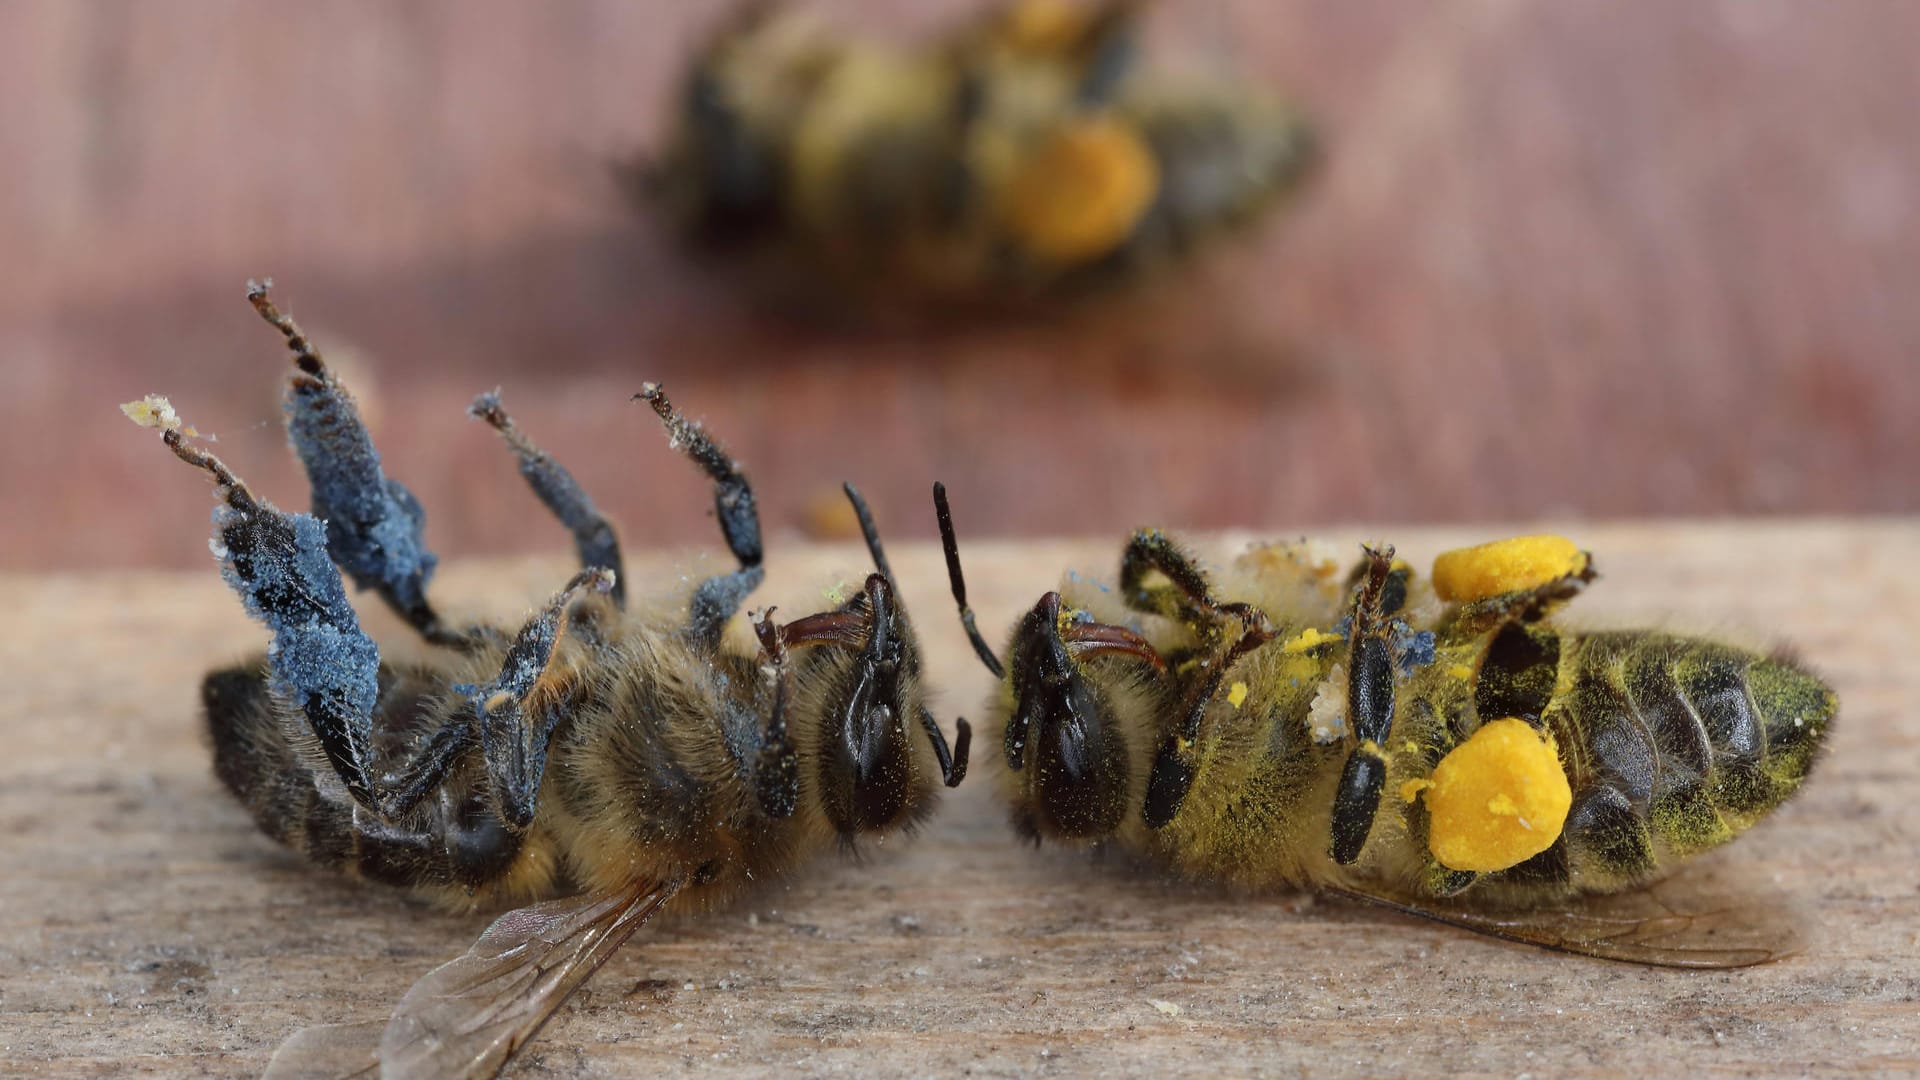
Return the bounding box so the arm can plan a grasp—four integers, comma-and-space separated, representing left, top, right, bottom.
2, 520, 1916, 1076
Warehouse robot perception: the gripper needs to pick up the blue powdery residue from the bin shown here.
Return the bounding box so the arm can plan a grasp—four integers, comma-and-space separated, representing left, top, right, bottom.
1393, 622, 1437, 676
213, 504, 379, 738
285, 381, 438, 607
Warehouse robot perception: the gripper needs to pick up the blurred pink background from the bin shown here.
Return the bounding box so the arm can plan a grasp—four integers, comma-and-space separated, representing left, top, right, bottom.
5, 0, 1916, 572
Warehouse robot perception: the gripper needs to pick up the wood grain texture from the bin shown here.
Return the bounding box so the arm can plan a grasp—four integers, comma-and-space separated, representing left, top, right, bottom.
2, 520, 1916, 1077
5, 0, 1919, 571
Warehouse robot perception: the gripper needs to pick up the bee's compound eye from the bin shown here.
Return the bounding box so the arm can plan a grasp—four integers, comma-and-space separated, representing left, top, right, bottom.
818, 694, 917, 836
1023, 671, 1131, 839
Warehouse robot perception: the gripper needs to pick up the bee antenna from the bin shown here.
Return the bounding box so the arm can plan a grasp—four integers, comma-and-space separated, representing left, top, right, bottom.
841, 482, 895, 585
934, 482, 1006, 679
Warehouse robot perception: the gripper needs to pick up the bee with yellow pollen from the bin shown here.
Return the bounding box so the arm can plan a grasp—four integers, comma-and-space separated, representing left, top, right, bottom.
934, 490, 1835, 966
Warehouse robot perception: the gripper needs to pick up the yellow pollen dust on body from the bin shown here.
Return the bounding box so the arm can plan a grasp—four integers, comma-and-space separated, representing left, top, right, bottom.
1403, 718, 1572, 872
1226, 682, 1249, 708
1282, 627, 1343, 653
1431, 535, 1587, 602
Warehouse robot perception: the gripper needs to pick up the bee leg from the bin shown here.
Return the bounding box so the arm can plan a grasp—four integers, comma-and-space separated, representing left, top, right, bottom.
920, 706, 972, 788
1118, 530, 1280, 828
465, 567, 618, 831
750, 609, 801, 818
246, 281, 463, 647
637, 383, 766, 648
1440, 560, 1598, 638
369, 719, 477, 821
149, 426, 383, 810
1329, 546, 1399, 864
1118, 528, 1220, 622
469, 392, 627, 608
1143, 603, 1274, 828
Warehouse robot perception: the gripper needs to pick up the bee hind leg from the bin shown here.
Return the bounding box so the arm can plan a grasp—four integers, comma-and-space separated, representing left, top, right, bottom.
246, 281, 464, 647
469, 391, 627, 608
463, 568, 618, 831
152, 427, 383, 810
637, 383, 765, 648
1328, 547, 1400, 865
1117, 529, 1279, 829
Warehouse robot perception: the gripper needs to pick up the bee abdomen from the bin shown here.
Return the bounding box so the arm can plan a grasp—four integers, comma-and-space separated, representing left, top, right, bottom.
1541, 633, 1834, 888
201, 662, 524, 893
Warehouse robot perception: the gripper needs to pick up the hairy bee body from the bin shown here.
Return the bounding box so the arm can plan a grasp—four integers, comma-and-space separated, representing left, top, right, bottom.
645, 1, 1315, 307
134, 285, 973, 1074
980, 536, 1835, 915
203, 586, 932, 914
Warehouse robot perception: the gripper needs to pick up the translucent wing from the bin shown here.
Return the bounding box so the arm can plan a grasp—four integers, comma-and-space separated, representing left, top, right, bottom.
263, 878, 681, 1080
380, 878, 682, 1077
263, 1021, 383, 1079
1327, 872, 1803, 969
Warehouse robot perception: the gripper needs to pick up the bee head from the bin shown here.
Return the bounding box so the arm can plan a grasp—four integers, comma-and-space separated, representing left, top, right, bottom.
804, 572, 933, 836
791, 485, 970, 839
1004, 591, 1159, 840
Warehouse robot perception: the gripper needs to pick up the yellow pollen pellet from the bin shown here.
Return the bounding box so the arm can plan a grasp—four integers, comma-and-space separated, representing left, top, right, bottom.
1227, 682, 1249, 708
1431, 535, 1588, 602
1003, 118, 1160, 263
1412, 718, 1572, 872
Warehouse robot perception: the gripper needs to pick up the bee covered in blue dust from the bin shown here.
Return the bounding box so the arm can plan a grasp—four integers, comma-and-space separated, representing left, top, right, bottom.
121, 282, 973, 1077
935, 486, 1834, 967
639, 0, 1318, 311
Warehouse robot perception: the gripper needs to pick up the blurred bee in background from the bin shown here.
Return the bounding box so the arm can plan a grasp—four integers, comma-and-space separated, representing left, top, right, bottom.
935, 486, 1834, 966
122, 284, 970, 1077
638, 0, 1317, 309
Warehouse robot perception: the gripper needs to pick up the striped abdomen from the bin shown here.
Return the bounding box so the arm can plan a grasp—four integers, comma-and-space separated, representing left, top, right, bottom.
200, 661, 543, 906
1471, 625, 1835, 896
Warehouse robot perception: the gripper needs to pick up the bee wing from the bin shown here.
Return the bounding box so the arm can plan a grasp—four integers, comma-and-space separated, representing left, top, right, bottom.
378, 877, 683, 1078
263, 878, 681, 1080
1327, 874, 1803, 969
263, 1020, 385, 1079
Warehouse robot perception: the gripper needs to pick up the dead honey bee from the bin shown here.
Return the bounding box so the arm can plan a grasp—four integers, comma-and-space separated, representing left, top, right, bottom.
122, 283, 971, 1077
935, 486, 1835, 966
639, 0, 1317, 308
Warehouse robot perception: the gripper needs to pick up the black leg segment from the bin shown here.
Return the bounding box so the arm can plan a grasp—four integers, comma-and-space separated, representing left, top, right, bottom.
637, 383, 765, 647
751, 609, 802, 819
1119, 528, 1219, 622
1328, 545, 1399, 864
469, 567, 617, 831
470, 391, 627, 607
